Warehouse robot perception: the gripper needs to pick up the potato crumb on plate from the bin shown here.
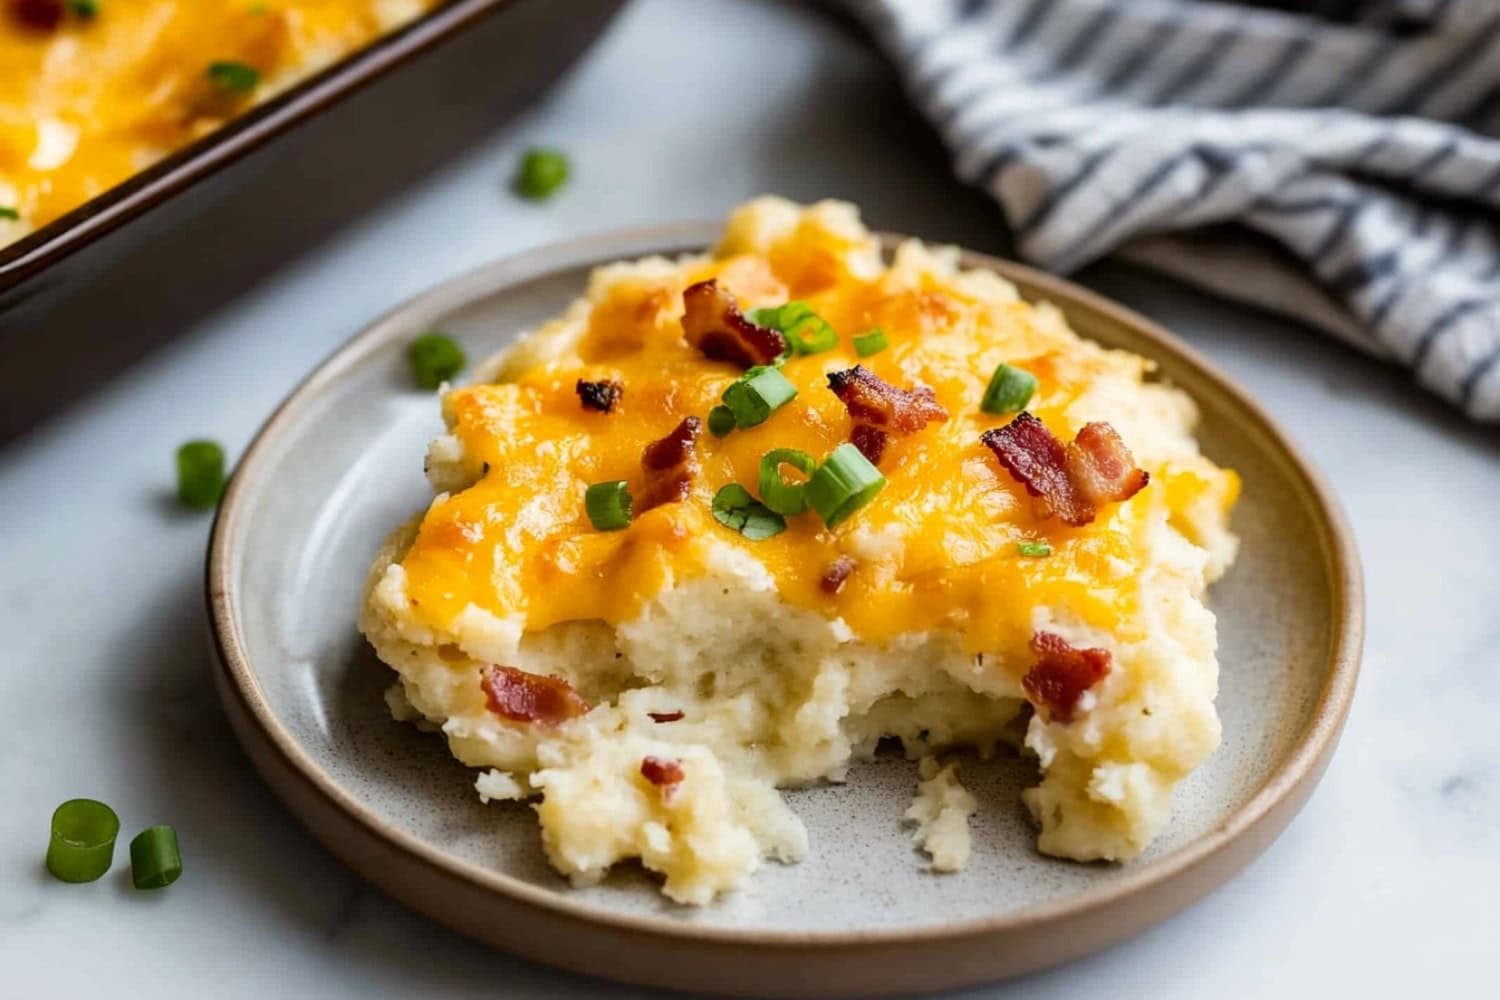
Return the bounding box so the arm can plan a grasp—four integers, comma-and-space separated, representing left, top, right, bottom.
905, 757, 977, 872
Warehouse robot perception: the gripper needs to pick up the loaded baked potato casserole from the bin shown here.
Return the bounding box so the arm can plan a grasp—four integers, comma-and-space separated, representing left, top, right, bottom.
360, 198, 1240, 904
0, 0, 440, 245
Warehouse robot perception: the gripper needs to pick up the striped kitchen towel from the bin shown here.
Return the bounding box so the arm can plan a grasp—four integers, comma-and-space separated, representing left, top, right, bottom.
841, 0, 1500, 421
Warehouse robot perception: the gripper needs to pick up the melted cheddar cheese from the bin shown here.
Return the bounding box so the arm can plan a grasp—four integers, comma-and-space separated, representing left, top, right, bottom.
360, 198, 1240, 903
398, 212, 1237, 674
0, 0, 438, 244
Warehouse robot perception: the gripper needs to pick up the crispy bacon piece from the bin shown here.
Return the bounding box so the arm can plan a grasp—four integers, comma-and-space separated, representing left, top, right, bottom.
1022, 631, 1111, 723
648, 710, 685, 723
826, 366, 948, 464
575, 378, 623, 413
849, 425, 887, 466
980, 412, 1148, 526
640, 756, 685, 793
980, 412, 1079, 522
9, 0, 64, 31
1067, 421, 1151, 508
638, 415, 701, 511
820, 556, 855, 595
480, 666, 589, 726
681, 279, 786, 367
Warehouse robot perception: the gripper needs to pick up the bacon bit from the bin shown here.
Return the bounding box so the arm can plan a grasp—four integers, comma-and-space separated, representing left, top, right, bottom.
980, 412, 1148, 526
826, 366, 948, 464
981, 412, 1077, 521
648, 710, 685, 723
575, 378, 623, 413
9, 0, 63, 31
1023, 631, 1111, 723
850, 425, 888, 467
820, 556, 855, 594
681, 279, 787, 368
1067, 421, 1151, 508
640, 756, 685, 793
638, 416, 702, 511
480, 666, 589, 726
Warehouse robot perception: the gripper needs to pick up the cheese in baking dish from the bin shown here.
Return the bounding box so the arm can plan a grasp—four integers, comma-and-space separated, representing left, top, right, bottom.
0, 0, 439, 245
360, 197, 1240, 904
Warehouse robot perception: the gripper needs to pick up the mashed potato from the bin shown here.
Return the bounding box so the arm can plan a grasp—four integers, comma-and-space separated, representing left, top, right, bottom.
360, 197, 1239, 905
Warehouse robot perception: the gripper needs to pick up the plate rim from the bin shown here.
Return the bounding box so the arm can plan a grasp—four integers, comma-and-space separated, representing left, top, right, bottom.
206, 223, 1364, 974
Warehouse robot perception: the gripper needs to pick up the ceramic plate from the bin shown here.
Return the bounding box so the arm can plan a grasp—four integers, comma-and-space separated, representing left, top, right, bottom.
207, 225, 1363, 997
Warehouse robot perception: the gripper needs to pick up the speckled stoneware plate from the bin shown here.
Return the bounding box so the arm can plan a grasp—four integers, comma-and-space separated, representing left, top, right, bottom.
207, 225, 1363, 997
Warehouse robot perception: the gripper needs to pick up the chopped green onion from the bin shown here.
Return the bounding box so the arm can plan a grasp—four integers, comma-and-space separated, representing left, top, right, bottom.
206, 60, 260, 93
753, 301, 838, 355
408, 332, 466, 390
757, 448, 816, 515
585, 480, 632, 531
129, 826, 182, 891
514, 148, 569, 200
852, 328, 889, 358
707, 405, 736, 438
46, 799, 119, 883
68, 0, 99, 18
980, 363, 1038, 415
0, 207, 19, 221
711, 484, 785, 540
722, 366, 797, 429
805, 443, 886, 528
176, 440, 226, 510
1018, 541, 1053, 558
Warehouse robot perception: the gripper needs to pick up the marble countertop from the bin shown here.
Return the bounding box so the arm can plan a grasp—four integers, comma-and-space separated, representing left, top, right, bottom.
2, 1, 1495, 996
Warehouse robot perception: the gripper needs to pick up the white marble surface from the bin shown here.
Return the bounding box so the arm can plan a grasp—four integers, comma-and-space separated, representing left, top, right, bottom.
1, 1, 1496, 996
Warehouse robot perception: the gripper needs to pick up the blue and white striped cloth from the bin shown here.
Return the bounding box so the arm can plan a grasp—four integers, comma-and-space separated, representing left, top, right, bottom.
842, 0, 1500, 421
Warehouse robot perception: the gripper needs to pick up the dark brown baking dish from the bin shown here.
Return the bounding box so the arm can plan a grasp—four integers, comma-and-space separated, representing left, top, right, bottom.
0, 0, 626, 440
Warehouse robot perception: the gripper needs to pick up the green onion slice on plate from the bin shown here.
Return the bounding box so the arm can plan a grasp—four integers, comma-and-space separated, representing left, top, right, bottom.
514, 148, 570, 201
752, 301, 838, 355
852, 328, 889, 357
805, 443, 886, 528
585, 480, 633, 531
176, 440, 226, 510
129, 826, 182, 891
707, 405, 736, 438
722, 366, 797, 429
408, 332, 466, 390
980, 363, 1038, 415
206, 60, 260, 93
46, 799, 120, 883
758, 448, 816, 515
711, 484, 785, 540
1018, 540, 1053, 558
